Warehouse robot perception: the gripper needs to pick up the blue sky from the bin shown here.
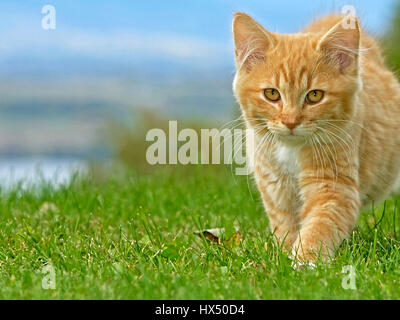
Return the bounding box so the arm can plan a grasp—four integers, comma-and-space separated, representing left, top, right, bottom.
0, 0, 398, 75
2, 0, 396, 36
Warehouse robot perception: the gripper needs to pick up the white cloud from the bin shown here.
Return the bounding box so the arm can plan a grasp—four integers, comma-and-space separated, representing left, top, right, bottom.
62, 30, 229, 59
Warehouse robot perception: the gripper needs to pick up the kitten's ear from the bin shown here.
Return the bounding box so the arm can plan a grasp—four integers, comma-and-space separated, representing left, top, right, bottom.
232, 12, 276, 72
317, 15, 360, 73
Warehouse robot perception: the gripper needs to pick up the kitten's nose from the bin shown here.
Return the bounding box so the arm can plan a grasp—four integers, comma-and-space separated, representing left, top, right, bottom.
282, 120, 299, 131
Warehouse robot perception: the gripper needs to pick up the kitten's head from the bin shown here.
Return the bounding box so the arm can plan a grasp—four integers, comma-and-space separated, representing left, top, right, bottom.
232, 13, 361, 144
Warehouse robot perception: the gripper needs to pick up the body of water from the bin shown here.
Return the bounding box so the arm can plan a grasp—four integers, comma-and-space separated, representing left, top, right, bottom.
0, 158, 87, 189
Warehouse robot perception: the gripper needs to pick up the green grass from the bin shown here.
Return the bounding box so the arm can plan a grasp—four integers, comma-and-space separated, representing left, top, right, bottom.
0, 166, 399, 299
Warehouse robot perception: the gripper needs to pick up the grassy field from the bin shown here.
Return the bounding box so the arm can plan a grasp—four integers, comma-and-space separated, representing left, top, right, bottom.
0, 166, 399, 299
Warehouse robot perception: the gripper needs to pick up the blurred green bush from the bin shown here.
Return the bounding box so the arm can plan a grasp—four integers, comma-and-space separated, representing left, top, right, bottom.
384, 0, 400, 74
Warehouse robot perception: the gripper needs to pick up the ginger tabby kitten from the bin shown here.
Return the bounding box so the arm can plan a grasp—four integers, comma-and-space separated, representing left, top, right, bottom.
232, 13, 400, 263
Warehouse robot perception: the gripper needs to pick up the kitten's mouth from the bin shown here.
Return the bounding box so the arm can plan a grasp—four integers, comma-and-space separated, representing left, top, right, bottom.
262, 122, 308, 142
282, 133, 303, 139
276, 131, 307, 144
274, 130, 300, 137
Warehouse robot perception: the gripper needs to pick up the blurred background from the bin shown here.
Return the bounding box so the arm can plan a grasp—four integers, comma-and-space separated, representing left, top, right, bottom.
0, 0, 399, 186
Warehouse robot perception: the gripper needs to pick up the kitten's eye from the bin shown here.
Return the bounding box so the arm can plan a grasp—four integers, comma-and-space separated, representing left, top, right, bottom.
264, 88, 281, 102
306, 90, 324, 104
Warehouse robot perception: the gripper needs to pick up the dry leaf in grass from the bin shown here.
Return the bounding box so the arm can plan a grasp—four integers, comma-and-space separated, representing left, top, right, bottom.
194, 227, 242, 247
194, 228, 224, 244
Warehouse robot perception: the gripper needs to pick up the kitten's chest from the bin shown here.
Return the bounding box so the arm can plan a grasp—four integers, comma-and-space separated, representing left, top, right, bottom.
255, 142, 302, 213
274, 143, 301, 177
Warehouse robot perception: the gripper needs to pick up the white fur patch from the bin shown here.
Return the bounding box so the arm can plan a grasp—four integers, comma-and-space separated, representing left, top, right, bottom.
274, 143, 301, 177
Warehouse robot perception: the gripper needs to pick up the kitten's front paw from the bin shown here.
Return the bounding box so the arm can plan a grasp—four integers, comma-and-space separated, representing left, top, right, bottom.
291, 238, 334, 264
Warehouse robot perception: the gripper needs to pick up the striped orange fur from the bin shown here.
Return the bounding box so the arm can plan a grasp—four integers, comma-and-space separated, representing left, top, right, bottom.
232, 13, 400, 262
